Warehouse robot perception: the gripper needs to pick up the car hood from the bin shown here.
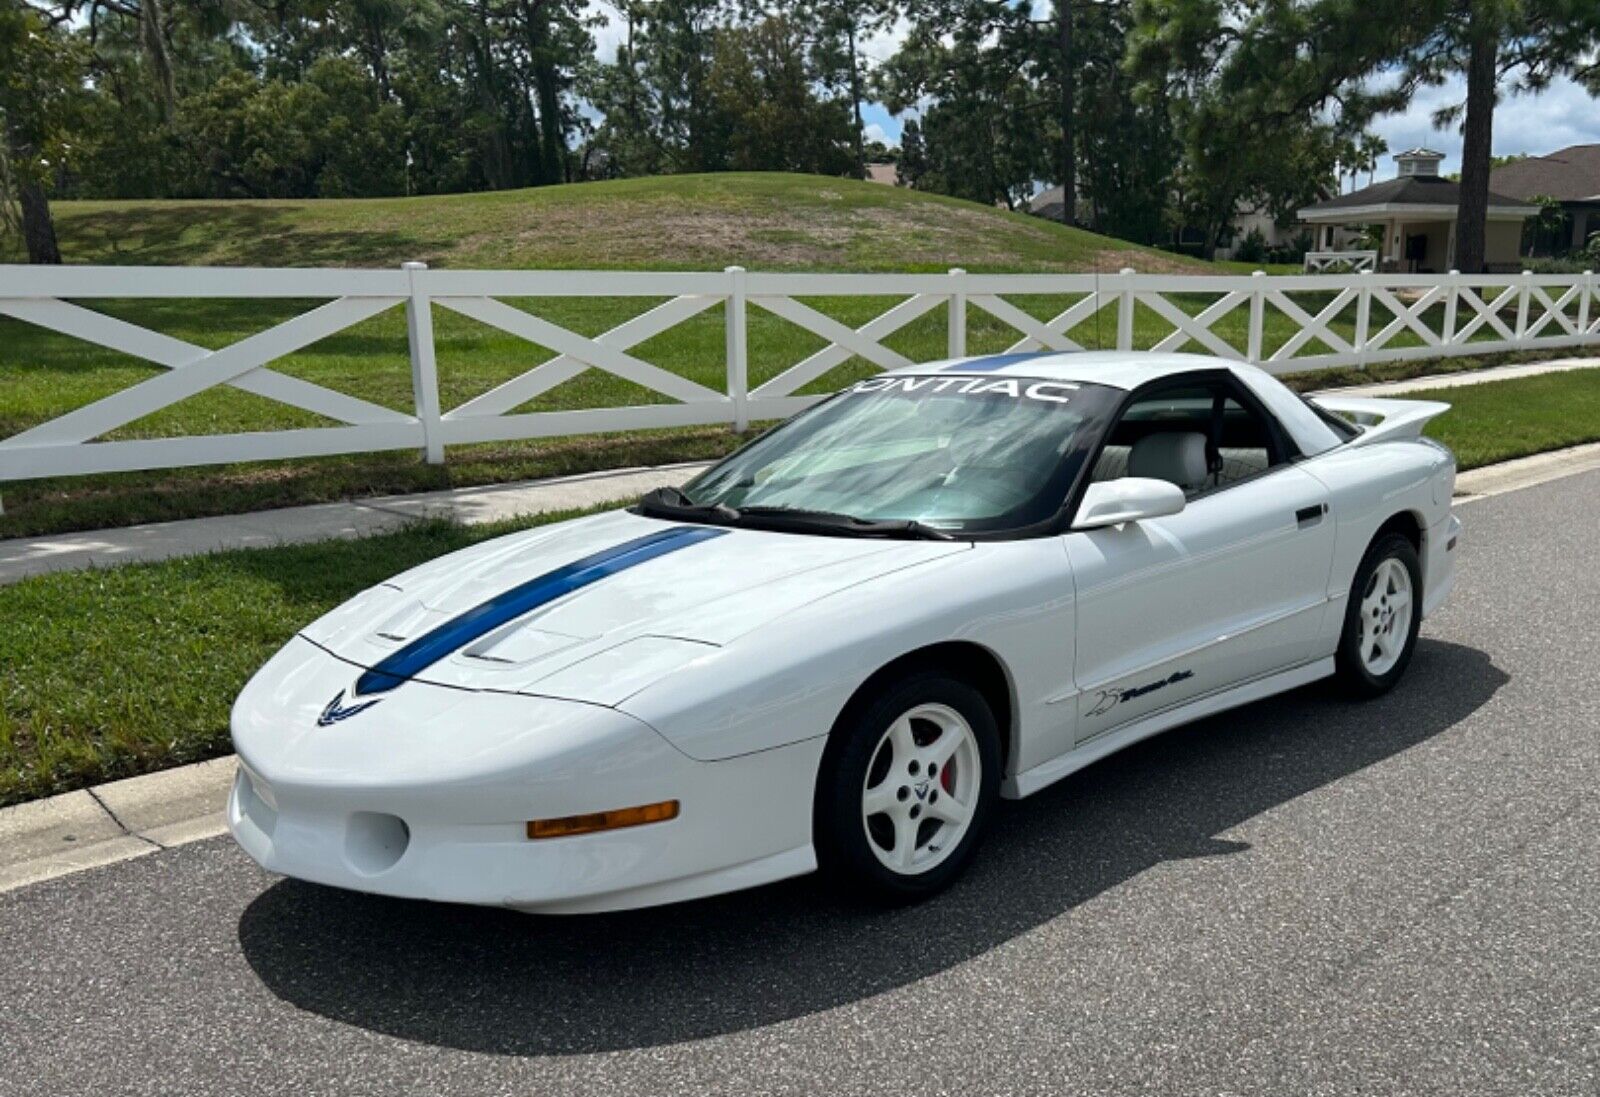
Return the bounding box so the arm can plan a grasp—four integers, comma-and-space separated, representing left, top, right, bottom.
301, 509, 969, 703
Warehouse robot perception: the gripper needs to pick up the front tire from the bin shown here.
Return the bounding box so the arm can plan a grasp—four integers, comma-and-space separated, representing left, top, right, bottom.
814, 671, 1001, 902
1335, 532, 1422, 697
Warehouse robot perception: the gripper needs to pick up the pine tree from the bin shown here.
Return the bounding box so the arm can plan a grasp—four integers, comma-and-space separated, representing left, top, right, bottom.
1133, 0, 1600, 272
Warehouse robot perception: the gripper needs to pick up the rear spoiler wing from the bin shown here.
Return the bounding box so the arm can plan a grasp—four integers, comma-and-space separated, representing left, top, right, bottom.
1309, 394, 1450, 448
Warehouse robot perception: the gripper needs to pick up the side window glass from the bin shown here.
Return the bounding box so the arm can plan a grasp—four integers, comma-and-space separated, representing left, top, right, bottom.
1090, 385, 1211, 486
1213, 397, 1278, 487
1091, 382, 1282, 495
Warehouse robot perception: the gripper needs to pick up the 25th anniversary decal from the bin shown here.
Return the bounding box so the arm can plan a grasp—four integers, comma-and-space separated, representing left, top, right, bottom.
1086, 669, 1195, 717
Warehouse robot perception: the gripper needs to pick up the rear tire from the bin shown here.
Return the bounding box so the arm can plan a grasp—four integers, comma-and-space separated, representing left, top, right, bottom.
814, 670, 1001, 902
1335, 532, 1422, 697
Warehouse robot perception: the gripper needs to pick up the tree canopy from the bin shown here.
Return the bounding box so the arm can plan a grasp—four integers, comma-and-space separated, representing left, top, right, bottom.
2, 0, 1597, 266
1126, 0, 1600, 268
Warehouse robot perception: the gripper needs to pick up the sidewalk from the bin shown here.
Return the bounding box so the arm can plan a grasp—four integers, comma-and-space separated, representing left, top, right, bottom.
1317, 354, 1600, 397
0, 461, 711, 585
1, 354, 1597, 587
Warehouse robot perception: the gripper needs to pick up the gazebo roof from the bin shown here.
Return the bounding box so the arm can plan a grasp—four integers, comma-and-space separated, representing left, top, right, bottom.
1299, 175, 1535, 221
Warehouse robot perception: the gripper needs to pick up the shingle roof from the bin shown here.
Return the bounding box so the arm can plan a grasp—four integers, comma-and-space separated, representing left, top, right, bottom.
1301, 174, 1529, 212
1488, 144, 1600, 202
864, 162, 900, 186
1029, 184, 1065, 213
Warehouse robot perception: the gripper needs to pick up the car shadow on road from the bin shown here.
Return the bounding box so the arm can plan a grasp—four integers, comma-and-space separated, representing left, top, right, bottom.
238, 638, 1505, 1056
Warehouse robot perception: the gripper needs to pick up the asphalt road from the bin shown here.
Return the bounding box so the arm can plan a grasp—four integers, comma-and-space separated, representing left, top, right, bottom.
4, 470, 1598, 1097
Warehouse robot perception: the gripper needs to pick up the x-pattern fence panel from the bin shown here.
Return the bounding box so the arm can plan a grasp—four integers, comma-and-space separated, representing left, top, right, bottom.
0, 263, 1595, 486
1305, 250, 1379, 274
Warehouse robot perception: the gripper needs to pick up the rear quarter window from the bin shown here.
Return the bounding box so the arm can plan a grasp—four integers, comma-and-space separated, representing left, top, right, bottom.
1304, 397, 1362, 441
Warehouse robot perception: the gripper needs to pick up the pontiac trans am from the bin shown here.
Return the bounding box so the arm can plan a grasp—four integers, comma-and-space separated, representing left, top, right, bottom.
228, 351, 1460, 912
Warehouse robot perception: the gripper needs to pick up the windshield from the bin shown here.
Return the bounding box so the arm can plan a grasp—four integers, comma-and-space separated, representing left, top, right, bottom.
677, 374, 1119, 534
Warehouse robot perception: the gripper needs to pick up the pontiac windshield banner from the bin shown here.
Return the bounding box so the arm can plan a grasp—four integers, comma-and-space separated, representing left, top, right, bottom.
850, 376, 1080, 403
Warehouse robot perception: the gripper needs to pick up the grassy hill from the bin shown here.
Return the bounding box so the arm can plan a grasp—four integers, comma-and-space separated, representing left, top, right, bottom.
15, 172, 1207, 273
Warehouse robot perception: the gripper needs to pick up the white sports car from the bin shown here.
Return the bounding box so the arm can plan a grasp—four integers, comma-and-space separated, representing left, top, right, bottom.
229, 351, 1460, 913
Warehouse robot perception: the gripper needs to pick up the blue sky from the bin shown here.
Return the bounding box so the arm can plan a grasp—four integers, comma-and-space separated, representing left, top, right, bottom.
1361, 75, 1600, 182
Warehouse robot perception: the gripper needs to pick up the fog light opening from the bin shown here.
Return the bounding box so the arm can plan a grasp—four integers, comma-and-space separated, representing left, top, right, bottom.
344, 811, 411, 875
234, 769, 278, 839
526, 800, 680, 840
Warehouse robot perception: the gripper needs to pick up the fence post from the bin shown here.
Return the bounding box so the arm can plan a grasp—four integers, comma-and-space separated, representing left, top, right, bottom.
1246, 270, 1266, 364
403, 261, 444, 465
1116, 268, 1136, 351
1581, 271, 1594, 338
1515, 270, 1532, 344
724, 265, 749, 433
947, 267, 967, 358
1443, 270, 1460, 347
1354, 273, 1372, 370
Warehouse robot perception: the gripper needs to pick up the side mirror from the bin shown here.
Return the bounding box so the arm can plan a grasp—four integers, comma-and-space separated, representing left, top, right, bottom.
1072, 477, 1186, 530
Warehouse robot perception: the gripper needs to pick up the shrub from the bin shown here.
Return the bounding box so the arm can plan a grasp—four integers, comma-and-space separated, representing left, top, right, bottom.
1234, 226, 1268, 263
1522, 256, 1591, 274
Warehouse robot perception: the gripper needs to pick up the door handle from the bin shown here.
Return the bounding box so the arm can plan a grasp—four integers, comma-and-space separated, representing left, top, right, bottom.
1295, 504, 1328, 526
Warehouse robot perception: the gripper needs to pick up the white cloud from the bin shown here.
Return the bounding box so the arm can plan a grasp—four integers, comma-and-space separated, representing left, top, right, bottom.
586, 1, 628, 63
863, 122, 894, 147
1368, 75, 1600, 180
860, 15, 912, 64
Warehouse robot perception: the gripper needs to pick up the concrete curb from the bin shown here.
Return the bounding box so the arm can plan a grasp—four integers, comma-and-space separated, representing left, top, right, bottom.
1453, 441, 1600, 501
1, 757, 235, 893
4, 438, 1600, 897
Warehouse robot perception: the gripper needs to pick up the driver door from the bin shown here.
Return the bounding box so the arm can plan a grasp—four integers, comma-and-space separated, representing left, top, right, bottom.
1064, 377, 1335, 743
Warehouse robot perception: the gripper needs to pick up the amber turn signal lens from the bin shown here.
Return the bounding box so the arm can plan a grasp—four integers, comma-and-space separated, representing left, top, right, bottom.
526, 800, 680, 839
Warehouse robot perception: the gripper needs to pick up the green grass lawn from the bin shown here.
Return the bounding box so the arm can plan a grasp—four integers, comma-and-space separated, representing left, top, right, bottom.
3, 367, 1597, 807
0, 173, 1583, 538
1403, 369, 1600, 469
0, 511, 581, 807
4, 172, 1191, 273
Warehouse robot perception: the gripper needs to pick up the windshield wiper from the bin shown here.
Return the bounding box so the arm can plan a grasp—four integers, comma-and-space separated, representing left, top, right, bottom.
637, 489, 953, 541
637, 485, 740, 522
732, 505, 955, 541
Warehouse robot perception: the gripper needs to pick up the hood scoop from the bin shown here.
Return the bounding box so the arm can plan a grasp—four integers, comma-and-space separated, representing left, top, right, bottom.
460, 624, 587, 667
372, 599, 586, 666
372, 600, 450, 645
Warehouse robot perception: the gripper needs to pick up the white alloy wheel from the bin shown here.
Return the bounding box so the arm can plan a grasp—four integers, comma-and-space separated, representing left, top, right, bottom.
1359, 556, 1414, 676
860, 703, 982, 876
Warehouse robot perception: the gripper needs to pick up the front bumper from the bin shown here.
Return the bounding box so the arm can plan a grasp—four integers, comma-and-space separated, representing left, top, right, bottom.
228, 637, 822, 913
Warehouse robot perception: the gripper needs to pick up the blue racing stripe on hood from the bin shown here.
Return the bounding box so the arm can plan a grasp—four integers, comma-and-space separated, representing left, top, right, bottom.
943, 351, 1059, 372
354, 525, 728, 696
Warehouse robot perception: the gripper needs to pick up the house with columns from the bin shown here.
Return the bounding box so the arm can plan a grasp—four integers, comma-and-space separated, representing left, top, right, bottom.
1296, 148, 1535, 273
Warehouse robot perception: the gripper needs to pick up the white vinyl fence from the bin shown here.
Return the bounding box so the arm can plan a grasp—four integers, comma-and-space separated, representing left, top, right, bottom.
1303, 250, 1379, 274
0, 263, 1596, 487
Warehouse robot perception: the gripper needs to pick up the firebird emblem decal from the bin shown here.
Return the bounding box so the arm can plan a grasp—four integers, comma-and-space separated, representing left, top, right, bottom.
317, 690, 383, 727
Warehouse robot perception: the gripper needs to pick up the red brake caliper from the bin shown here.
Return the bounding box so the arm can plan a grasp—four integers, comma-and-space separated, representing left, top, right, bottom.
941, 760, 955, 793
